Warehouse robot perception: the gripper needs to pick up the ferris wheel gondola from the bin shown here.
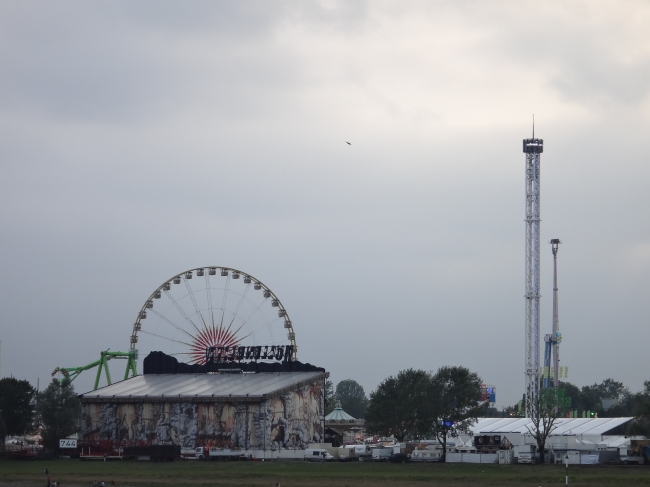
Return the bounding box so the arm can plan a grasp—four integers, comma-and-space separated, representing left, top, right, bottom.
130, 267, 297, 365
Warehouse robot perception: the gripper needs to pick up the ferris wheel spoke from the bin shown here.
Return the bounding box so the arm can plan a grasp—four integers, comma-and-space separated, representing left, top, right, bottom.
163, 288, 203, 336
238, 316, 282, 342
211, 314, 244, 348
220, 273, 231, 324
223, 317, 246, 345
230, 282, 252, 322
139, 329, 193, 347
237, 296, 270, 330
148, 308, 195, 340
184, 275, 208, 329
182, 284, 269, 327
205, 273, 215, 328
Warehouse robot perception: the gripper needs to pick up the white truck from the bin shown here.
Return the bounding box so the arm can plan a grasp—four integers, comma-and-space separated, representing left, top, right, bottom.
181, 447, 206, 460
305, 448, 334, 462
371, 447, 392, 462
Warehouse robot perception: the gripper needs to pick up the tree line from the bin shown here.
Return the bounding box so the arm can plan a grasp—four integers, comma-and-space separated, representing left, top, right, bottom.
497, 378, 650, 435
0, 377, 80, 452
328, 371, 650, 462
3, 371, 649, 457
327, 366, 483, 461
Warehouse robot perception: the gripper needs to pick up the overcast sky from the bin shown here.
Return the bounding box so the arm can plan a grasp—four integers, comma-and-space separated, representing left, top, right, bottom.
1, 1, 649, 408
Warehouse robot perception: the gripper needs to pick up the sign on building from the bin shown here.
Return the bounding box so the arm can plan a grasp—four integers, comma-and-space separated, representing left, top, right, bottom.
474, 435, 501, 447
59, 439, 77, 448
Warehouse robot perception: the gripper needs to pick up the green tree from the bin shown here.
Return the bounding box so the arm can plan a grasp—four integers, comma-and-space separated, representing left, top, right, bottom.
561, 379, 629, 416
365, 369, 433, 441
628, 380, 650, 437
0, 378, 35, 436
0, 413, 7, 451
479, 404, 507, 418
559, 382, 582, 410
427, 366, 482, 462
579, 384, 606, 413
335, 379, 368, 419
595, 378, 628, 400
603, 394, 634, 418
559, 381, 601, 414
37, 379, 81, 452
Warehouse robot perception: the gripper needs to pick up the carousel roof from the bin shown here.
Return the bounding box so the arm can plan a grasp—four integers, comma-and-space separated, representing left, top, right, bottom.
325, 403, 356, 421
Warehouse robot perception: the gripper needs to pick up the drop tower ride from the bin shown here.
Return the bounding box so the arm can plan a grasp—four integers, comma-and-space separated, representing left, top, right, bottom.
523, 132, 543, 417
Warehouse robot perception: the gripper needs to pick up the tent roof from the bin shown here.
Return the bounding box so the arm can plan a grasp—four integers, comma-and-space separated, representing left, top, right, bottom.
79, 371, 325, 403
470, 417, 634, 437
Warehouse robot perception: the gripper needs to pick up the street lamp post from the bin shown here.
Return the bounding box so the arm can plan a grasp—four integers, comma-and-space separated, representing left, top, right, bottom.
565, 454, 569, 485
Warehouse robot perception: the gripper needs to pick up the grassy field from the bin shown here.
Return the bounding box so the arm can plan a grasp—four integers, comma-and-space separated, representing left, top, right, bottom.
1, 459, 649, 487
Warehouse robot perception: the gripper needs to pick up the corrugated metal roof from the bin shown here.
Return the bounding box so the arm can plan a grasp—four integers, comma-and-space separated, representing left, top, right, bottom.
79, 372, 325, 403
470, 417, 633, 437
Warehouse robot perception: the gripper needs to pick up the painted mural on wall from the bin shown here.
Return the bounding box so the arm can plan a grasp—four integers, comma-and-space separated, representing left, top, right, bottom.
81, 381, 324, 450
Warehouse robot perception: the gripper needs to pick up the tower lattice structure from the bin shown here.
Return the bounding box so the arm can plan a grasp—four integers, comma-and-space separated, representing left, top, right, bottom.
551, 239, 561, 390
523, 136, 543, 417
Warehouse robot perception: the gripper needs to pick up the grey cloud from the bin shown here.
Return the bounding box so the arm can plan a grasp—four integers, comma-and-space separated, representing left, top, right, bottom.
0, 1, 649, 406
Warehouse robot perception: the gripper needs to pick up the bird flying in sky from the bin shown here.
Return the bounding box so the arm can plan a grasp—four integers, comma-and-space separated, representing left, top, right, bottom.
345, 141, 351, 145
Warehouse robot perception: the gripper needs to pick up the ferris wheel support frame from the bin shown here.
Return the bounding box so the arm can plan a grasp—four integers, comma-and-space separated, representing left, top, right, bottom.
130, 266, 298, 362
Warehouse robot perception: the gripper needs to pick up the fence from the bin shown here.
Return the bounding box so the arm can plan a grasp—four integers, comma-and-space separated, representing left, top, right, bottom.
446, 453, 498, 464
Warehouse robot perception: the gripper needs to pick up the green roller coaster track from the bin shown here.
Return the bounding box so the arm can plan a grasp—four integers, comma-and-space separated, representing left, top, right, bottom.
52, 350, 138, 391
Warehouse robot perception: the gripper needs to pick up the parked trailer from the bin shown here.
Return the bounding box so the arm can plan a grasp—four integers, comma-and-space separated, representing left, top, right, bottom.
339, 447, 356, 461
410, 449, 442, 463
352, 445, 372, 462
622, 440, 650, 465
122, 445, 180, 462
208, 448, 246, 461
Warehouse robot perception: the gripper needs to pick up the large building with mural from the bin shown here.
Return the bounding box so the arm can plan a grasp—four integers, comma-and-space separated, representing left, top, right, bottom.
79, 351, 327, 455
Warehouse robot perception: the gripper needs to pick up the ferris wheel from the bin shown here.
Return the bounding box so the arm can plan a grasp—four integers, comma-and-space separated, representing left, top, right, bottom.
130, 267, 297, 365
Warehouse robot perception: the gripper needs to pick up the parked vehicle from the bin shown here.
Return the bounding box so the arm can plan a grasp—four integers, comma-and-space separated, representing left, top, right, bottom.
339, 447, 356, 461
180, 447, 206, 460
517, 453, 533, 464
389, 453, 411, 463
122, 445, 181, 461
351, 445, 372, 461
305, 449, 334, 462
622, 440, 650, 465
208, 448, 246, 461
410, 449, 442, 463
371, 448, 392, 462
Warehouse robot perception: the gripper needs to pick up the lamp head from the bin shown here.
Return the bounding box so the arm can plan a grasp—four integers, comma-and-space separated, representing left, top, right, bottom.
550, 238, 561, 255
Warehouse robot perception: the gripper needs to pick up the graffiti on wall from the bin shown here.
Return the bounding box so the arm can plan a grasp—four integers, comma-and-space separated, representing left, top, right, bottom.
81, 381, 323, 450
